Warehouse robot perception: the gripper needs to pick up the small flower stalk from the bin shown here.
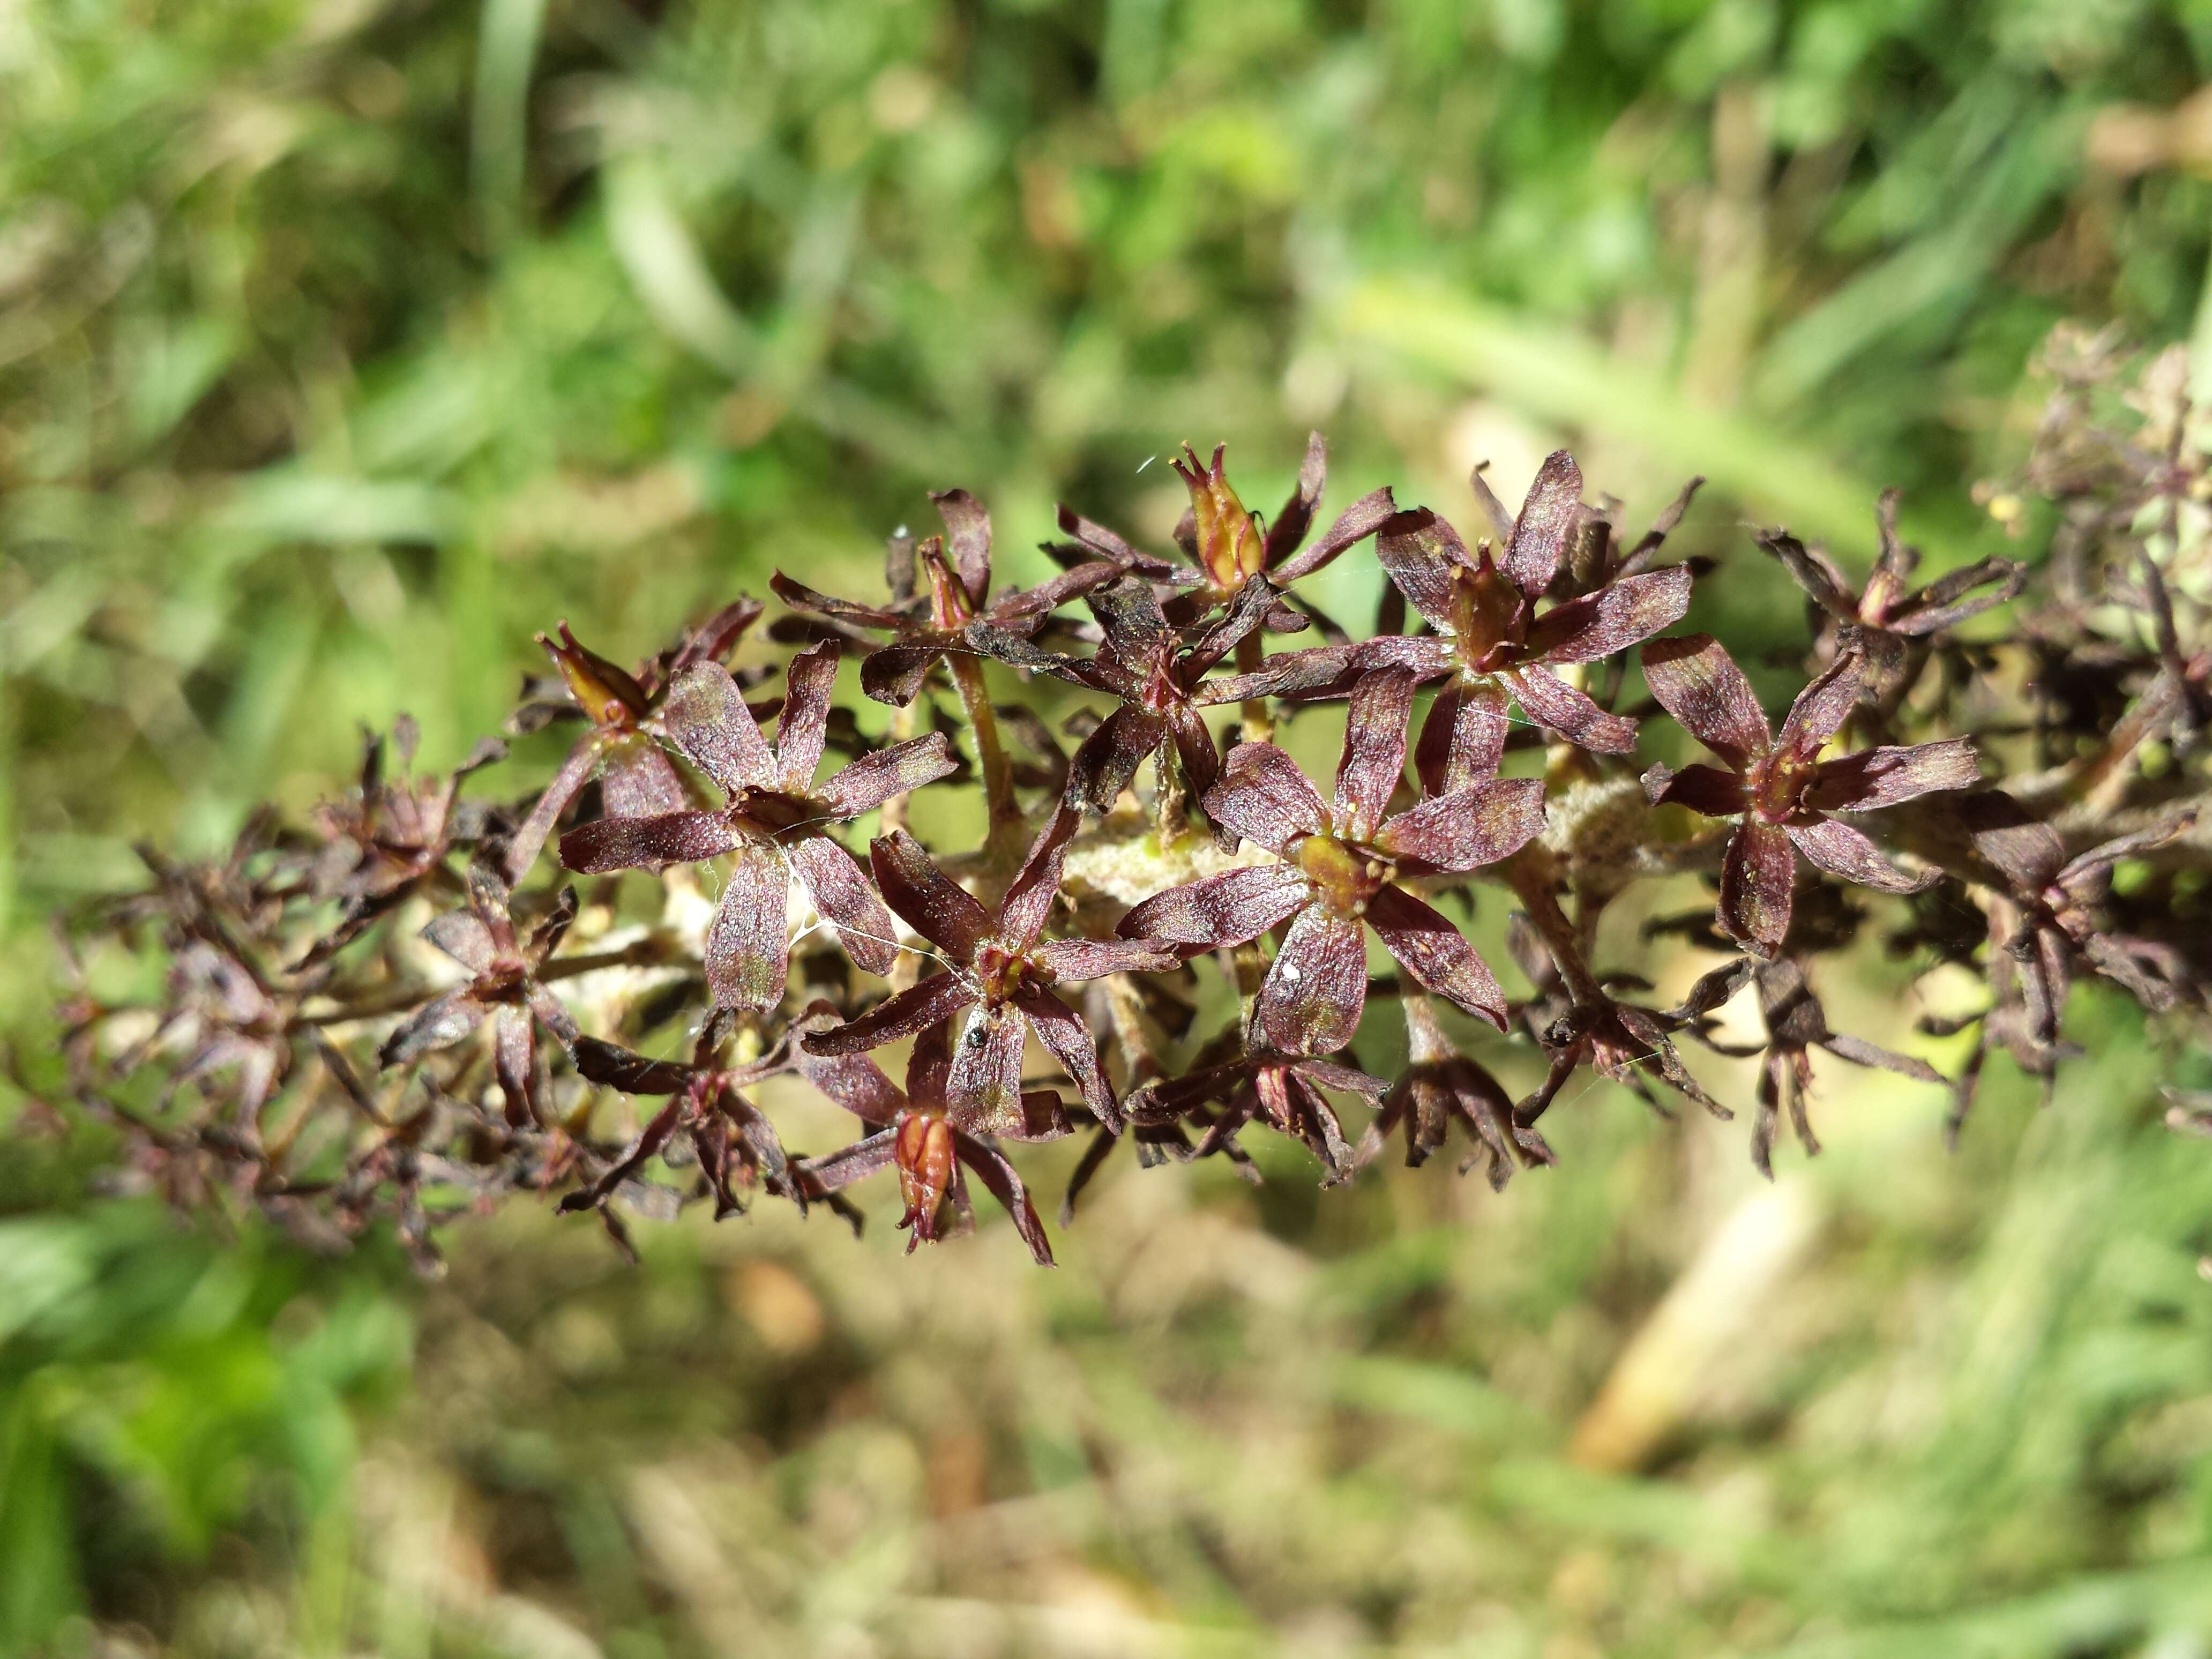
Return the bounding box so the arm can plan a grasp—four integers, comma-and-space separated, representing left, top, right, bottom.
46, 358, 2212, 1271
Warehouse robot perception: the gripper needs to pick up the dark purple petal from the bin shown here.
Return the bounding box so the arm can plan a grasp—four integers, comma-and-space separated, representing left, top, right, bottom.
1641, 634, 1772, 766
705, 840, 792, 1011
1254, 905, 1370, 1055
1523, 566, 1693, 665
1375, 507, 1475, 632
794, 1129, 899, 1195
1501, 450, 1582, 598
1185, 575, 1283, 675
1195, 635, 1452, 706
1787, 816, 1931, 894
1616, 476, 1704, 578
775, 639, 840, 795
930, 488, 993, 607
961, 623, 1123, 695
573, 1037, 693, 1095
1292, 1057, 1393, 1098
946, 1000, 1028, 1139
1365, 884, 1506, 1029
423, 908, 498, 974
984, 561, 1124, 631
668, 595, 766, 675
998, 802, 1081, 951
1806, 738, 1979, 811
560, 810, 739, 873
1067, 706, 1165, 814
1642, 761, 1748, 816
769, 571, 911, 631
492, 1004, 538, 1127
502, 736, 606, 884
1261, 430, 1327, 567
869, 829, 992, 960
1720, 818, 1796, 957
1818, 1030, 1945, 1085
1014, 984, 1121, 1129
787, 833, 899, 976
664, 660, 776, 794
1272, 488, 1396, 585
1374, 778, 1545, 872
1890, 558, 2027, 633
1775, 651, 1864, 760
1085, 579, 1173, 662
599, 739, 690, 819
1165, 702, 1223, 809
1032, 937, 1183, 980
1202, 742, 1327, 853
803, 973, 977, 1057
1502, 665, 1639, 753
1054, 503, 1185, 579
1332, 668, 1416, 841
952, 1132, 1057, 1266
526, 982, 578, 1050
1414, 677, 1510, 794
904, 1018, 954, 1111
1757, 530, 1857, 620
818, 731, 959, 819
377, 988, 484, 1068
1115, 864, 1312, 948
859, 641, 944, 706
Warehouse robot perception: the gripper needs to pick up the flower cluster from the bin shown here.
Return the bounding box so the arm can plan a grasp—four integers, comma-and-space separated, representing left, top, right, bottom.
44, 361, 2212, 1269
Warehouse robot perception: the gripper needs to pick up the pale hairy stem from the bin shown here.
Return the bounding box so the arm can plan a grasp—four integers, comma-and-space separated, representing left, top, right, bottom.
1153, 731, 1190, 843
1103, 973, 1161, 1092
1236, 628, 1271, 745
1505, 847, 1605, 1004
948, 653, 1022, 859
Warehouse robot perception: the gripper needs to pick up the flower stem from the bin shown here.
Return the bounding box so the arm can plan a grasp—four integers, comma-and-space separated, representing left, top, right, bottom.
950, 653, 1022, 857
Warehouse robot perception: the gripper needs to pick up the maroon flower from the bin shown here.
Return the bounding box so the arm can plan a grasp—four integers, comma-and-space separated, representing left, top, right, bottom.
561, 1021, 795, 1220
1355, 992, 1553, 1186
559, 640, 959, 1011
1117, 669, 1546, 1052
790, 1002, 1063, 1262
1640, 634, 1979, 956
377, 868, 580, 1126
772, 491, 1116, 706
1760, 489, 2024, 684
1131, 1049, 1389, 1182
1052, 435, 1394, 626
1201, 452, 1693, 783
801, 806, 1179, 1131
965, 575, 1277, 813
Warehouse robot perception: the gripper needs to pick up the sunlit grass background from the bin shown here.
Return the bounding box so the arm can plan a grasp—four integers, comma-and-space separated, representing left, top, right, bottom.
6, 0, 2212, 1653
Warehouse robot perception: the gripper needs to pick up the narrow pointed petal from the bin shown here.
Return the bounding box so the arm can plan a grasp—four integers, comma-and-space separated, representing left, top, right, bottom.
1642, 761, 1747, 816
803, 973, 976, 1057
1185, 574, 1282, 674
819, 731, 959, 819
1720, 819, 1797, 956
1788, 816, 1932, 894
1332, 668, 1416, 840
998, 803, 1081, 951
1523, 565, 1693, 664
775, 640, 840, 795
1272, 487, 1395, 584
1892, 558, 2027, 633
953, 1132, 1056, 1266
1032, 937, 1183, 981
503, 736, 604, 884
1196, 634, 1452, 706
984, 561, 1124, 631
946, 1000, 1028, 1138
1254, 905, 1369, 1055
704, 841, 792, 1011
1366, 884, 1506, 1028
1084, 579, 1174, 661
960, 622, 1121, 693
1261, 430, 1327, 567
1617, 476, 1704, 578
1374, 777, 1545, 872
665, 660, 776, 794
1055, 503, 1185, 578
560, 810, 739, 873
1757, 530, 1857, 619
1165, 702, 1222, 808
787, 833, 899, 976
422, 908, 498, 974
769, 571, 912, 630
668, 595, 766, 674
377, 988, 484, 1068
1501, 665, 1639, 753
1415, 677, 1509, 794
1014, 985, 1121, 1129
598, 739, 689, 819
794, 1128, 900, 1194
869, 829, 992, 960
492, 1005, 537, 1127
1115, 864, 1311, 948
1375, 507, 1475, 632
1202, 741, 1327, 853
1067, 707, 1165, 813
1775, 651, 1865, 759
1501, 450, 1582, 597
930, 488, 993, 606
573, 1037, 693, 1095
1640, 633, 1772, 766
1806, 738, 1979, 811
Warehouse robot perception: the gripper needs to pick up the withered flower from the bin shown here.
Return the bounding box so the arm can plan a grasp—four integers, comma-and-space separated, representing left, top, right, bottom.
376, 866, 580, 1126
1133, 1048, 1389, 1182
503, 598, 763, 880
1118, 669, 1545, 1052
559, 640, 959, 1010
802, 806, 1179, 1131
1356, 991, 1552, 1187
1640, 634, 1979, 956
1202, 452, 1693, 782
792, 1004, 1061, 1262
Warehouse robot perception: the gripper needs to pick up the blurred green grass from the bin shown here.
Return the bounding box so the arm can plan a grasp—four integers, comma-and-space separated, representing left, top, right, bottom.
5, 0, 2212, 1652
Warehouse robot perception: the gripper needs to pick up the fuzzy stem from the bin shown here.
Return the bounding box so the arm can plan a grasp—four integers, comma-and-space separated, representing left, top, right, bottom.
1235, 628, 1271, 745
1506, 849, 1604, 1005
949, 653, 1022, 856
